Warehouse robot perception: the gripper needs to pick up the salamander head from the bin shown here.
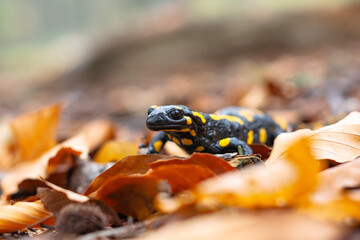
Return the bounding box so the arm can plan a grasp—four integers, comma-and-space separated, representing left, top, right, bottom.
146, 105, 201, 131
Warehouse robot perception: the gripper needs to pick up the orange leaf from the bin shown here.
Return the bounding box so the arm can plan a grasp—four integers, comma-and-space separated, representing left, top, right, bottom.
0, 200, 52, 233
84, 154, 171, 196
93, 140, 138, 164
94, 175, 158, 220
148, 153, 235, 175
149, 164, 216, 193
11, 104, 61, 163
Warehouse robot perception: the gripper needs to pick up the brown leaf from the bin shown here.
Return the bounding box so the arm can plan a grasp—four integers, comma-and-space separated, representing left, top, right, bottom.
148, 153, 235, 175
84, 154, 171, 196
94, 175, 159, 220
11, 104, 61, 163
149, 164, 216, 193
0, 200, 52, 233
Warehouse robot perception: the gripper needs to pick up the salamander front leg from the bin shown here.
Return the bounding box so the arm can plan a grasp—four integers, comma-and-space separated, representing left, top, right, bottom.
217, 137, 253, 155
142, 132, 169, 154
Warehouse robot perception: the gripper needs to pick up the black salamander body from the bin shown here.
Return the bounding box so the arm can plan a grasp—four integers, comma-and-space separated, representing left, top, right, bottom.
144, 105, 288, 155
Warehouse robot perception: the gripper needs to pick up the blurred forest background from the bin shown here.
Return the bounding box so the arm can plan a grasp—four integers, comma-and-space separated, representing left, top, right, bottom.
1, 0, 360, 139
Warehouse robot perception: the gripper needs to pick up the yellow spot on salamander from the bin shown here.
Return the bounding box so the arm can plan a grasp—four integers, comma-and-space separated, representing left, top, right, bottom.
247, 130, 254, 144
259, 128, 267, 144
192, 111, 206, 123
190, 130, 196, 136
238, 109, 256, 122
154, 140, 163, 152
181, 138, 193, 145
166, 133, 171, 138
164, 129, 190, 132
177, 106, 183, 110
150, 105, 158, 109
185, 116, 192, 125
172, 138, 180, 145
210, 114, 244, 125
219, 138, 230, 147
274, 117, 288, 131
195, 146, 205, 152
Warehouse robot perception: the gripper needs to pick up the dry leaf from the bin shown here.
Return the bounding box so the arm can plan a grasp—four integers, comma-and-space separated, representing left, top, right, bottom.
148, 153, 235, 175
11, 104, 61, 163
149, 164, 216, 193
93, 140, 138, 163
84, 154, 171, 196
0, 200, 52, 233
1, 135, 88, 199
267, 111, 360, 165
158, 137, 318, 212
94, 175, 159, 220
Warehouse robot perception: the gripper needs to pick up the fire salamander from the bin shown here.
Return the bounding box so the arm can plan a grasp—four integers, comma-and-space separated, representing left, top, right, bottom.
142, 105, 289, 155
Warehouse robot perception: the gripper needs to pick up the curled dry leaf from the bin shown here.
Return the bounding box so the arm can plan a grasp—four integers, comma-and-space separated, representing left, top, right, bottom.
0, 200, 53, 233
267, 111, 360, 165
11, 104, 61, 163
158, 137, 318, 212
84, 154, 171, 196
93, 140, 138, 164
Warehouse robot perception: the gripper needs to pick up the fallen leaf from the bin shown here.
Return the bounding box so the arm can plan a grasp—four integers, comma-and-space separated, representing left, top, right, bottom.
1, 135, 88, 199
148, 153, 235, 175
149, 164, 216, 193
0, 200, 52, 233
11, 104, 61, 163
93, 140, 138, 163
2, 118, 114, 200
84, 154, 171, 196
94, 175, 159, 220
267, 112, 360, 165
158, 137, 318, 211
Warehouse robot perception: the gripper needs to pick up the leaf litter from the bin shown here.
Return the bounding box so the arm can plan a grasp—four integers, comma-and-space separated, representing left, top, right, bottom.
1, 106, 360, 238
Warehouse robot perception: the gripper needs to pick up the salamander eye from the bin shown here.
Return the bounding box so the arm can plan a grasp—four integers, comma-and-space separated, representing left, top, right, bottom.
169, 109, 183, 120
